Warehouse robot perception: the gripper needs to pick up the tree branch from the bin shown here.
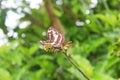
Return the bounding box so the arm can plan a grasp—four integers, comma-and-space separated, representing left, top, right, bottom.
25, 13, 46, 29
62, 4, 78, 21
43, 0, 65, 34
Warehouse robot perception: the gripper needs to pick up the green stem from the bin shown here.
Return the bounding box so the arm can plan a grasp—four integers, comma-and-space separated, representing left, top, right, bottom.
64, 53, 90, 80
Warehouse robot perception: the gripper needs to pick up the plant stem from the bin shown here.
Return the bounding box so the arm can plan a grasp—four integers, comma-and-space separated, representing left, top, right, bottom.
64, 53, 90, 80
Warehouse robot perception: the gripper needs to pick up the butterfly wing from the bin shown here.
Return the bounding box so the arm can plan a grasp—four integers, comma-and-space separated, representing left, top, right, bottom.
40, 27, 65, 47
39, 40, 50, 45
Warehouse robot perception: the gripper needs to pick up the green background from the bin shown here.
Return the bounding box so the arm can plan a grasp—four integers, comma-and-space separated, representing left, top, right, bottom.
0, 0, 120, 80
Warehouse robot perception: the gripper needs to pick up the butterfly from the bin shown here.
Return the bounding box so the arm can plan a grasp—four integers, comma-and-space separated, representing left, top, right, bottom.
39, 26, 72, 53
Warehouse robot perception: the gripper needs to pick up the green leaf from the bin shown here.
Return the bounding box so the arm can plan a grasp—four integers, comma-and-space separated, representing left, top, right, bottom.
0, 44, 10, 55
95, 14, 117, 26
93, 74, 116, 80
105, 56, 119, 70
72, 55, 93, 77
80, 37, 108, 57
29, 44, 40, 55
54, 9, 62, 17
0, 68, 12, 80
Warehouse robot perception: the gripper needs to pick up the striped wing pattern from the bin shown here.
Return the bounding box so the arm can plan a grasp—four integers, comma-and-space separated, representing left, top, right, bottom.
40, 27, 65, 47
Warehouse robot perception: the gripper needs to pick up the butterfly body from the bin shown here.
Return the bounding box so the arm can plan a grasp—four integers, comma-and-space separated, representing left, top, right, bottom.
40, 26, 71, 53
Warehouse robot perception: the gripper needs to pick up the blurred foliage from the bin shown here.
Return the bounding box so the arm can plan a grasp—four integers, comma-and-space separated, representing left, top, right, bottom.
0, 0, 120, 80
